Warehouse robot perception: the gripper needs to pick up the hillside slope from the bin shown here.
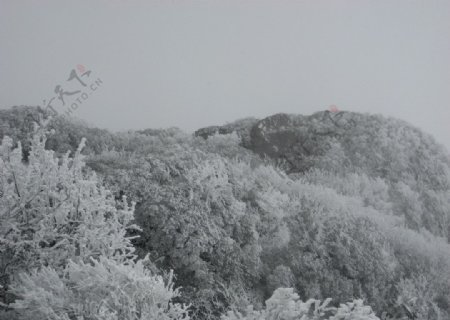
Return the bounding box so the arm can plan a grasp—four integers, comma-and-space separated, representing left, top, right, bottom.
196, 111, 450, 239
2, 107, 450, 319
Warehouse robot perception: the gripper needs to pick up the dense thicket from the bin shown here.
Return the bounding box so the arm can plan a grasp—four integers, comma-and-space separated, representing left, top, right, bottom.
1, 107, 450, 319
0, 124, 190, 320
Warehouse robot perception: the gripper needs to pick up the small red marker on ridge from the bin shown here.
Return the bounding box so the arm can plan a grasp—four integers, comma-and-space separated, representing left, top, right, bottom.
329, 105, 339, 113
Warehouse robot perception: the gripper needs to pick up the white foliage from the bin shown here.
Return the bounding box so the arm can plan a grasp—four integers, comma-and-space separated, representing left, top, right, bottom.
0, 128, 189, 320
1, 130, 137, 279
222, 288, 379, 320
11, 256, 190, 320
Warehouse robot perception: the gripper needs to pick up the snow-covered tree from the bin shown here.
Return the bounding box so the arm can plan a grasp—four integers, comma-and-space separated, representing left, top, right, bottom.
0, 126, 136, 280
0, 126, 189, 320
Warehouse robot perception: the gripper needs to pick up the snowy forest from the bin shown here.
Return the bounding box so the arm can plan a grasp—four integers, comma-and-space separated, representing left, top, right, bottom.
1, 106, 450, 320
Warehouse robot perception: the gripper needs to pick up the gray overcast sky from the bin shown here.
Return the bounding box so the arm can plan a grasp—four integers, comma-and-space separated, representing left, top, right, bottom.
1, 0, 450, 149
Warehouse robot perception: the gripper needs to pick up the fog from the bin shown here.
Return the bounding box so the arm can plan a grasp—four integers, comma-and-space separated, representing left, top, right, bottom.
1, 0, 449, 149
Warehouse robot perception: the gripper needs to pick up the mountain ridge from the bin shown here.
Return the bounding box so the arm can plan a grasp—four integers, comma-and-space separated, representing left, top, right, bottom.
2, 106, 450, 319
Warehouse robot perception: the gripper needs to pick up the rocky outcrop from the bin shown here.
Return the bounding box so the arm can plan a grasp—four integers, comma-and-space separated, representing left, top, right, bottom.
248, 111, 367, 172
195, 110, 450, 183
195, 111, 360, 173
194, 117, 258, 147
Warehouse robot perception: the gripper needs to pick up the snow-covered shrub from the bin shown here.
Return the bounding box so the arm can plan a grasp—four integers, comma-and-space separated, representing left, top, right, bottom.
11, 256, 190, 320
394, 276, 443, 320
222, 288, 379, 320
0, 126, 189, 319
0, 127, 137, 281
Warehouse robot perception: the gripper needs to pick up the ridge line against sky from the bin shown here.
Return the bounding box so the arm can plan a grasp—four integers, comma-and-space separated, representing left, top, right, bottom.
1, 0, 449, 149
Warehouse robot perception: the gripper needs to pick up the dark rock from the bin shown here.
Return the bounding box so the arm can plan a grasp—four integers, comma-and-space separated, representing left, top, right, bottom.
194, 117, 258, 147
